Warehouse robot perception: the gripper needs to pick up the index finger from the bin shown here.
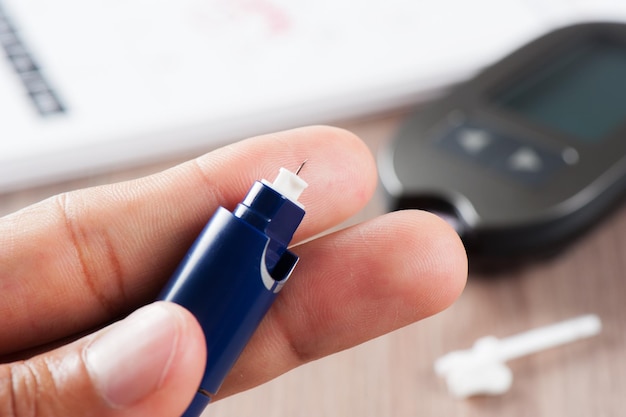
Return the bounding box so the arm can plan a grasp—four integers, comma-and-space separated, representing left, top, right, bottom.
0, 126, 377, 355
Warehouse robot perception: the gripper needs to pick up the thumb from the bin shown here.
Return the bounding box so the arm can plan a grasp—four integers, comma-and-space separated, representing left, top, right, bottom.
1, 302, 206, 417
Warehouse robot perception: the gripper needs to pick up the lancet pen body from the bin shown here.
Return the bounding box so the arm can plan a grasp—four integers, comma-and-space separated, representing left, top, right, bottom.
158, 166, 308, 416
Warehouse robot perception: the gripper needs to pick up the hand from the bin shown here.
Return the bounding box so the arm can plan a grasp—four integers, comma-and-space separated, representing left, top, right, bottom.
0, 126, 467, 417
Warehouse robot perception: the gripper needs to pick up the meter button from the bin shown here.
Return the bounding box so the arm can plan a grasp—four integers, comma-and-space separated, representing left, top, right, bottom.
436, 126, 511, 165
494, 144, 566, 185
508, 147, 544, 172
457, 129, 493, 155
435, 124, 566, 186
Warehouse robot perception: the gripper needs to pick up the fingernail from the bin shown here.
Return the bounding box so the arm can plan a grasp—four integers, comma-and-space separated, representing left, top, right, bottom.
84, 302, 180, 408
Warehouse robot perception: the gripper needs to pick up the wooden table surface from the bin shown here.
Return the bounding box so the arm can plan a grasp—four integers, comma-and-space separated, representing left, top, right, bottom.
2, 112, 625, 416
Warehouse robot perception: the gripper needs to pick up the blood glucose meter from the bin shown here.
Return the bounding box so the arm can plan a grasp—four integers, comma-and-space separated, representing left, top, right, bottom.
379, 22, 626, 263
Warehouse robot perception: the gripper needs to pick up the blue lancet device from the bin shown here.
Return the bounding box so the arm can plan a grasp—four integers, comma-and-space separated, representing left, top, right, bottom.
158, 165, 308, 416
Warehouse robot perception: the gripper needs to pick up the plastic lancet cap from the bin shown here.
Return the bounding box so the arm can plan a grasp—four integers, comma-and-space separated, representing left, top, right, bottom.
434, 314, 602, 398
266, 167, 308, 206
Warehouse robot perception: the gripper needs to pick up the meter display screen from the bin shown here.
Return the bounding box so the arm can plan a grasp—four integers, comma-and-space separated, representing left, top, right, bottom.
496, 38, 626, 142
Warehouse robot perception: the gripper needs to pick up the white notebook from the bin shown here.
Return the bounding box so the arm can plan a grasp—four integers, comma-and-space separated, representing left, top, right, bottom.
1, 0, 625, 192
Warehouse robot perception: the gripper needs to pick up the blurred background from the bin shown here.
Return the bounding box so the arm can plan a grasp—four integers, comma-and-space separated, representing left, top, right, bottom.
2, 0, 626, 193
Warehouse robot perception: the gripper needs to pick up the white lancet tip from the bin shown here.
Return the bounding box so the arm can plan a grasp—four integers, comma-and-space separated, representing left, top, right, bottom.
434, 314, 602, 399
265, 167, 308, 206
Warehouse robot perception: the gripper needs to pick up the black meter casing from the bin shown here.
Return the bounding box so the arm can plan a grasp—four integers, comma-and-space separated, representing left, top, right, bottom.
379, 22, 626, 265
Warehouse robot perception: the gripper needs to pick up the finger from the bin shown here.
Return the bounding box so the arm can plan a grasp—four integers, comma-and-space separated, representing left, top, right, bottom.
0, 126, 377, 355
215, 210, 468, 399
0, 302, 206, 417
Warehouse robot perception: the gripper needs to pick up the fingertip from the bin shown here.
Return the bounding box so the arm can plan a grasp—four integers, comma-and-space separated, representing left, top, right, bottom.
85, 302, 206, 416
389, 209, 468, 316
1, 302, 207, 417
139, 302, 207, 415
270, 125, 379, 230
311, 125, 378, 198
189, 124, 378, 239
